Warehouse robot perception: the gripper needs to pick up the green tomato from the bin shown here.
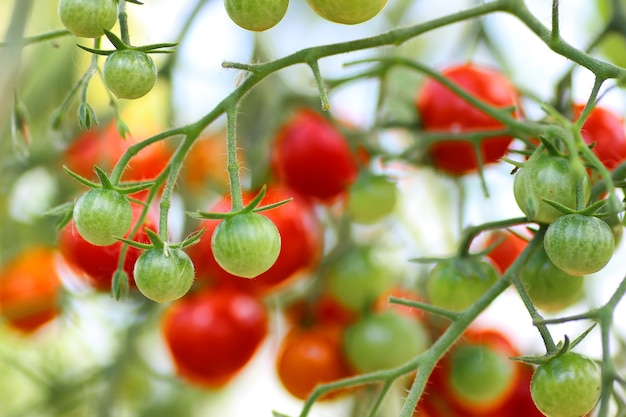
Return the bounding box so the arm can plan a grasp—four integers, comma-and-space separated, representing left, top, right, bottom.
520, 244, 584, 312
73, 188, 132, 246
449, 344, 517, 409
58, 0, 117, 38
306, 0, 388, 25
103, 50, 157, 99
224, 0, 289, 31
211, 212, 281, 279
544, 214, 615, 276
513, 153, 590, 224
426, 258, 498, 312
325, 248, 392, 312
530, 352, 601, 417
134, 248, 195, 303
343, 311, 430, 373
346, 174, 397, 224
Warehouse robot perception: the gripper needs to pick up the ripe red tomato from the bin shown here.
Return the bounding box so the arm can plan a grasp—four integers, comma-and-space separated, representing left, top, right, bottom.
485, 231, 528, 274
188, 185, 323, 295
574, 104, 626, 170
276, 324, 352, 400
58, 203, 158, 291
271, 109, 359, 202
161, 287, 268, 388
0, 247, 63, 333
416, 63, 520, 175
63, 120, 172, 190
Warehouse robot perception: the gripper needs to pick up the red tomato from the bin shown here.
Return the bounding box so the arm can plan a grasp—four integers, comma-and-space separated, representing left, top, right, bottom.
374, 286, 427, 321
285, 293, 358, 329
271, 109, 359, 202
161, 287, 268, 388
276, 324, 352, 400
63, 120, 172, 190
416, 64, 520, 175
188, 184, 323, 295
485, 231, 528, 274
574, 104, 626, 170
0, 247, 63, 333
58, 203, 157, 291
181, 132, 236, 192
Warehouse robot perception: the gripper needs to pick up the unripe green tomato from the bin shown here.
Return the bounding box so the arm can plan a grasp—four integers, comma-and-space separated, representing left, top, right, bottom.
426, 258, 498, 312
543, 214, 615, 276
306, 0, 388, 25
134, 248, 195, 303
530, 352, 601, 417
73, 188, 132, 246
346, 174, 397, 224
211, 212, 281, 278
58, 0, 117, 38
343, 311, 430, 373
224, 0, 289, 31
103, 50, 157, 99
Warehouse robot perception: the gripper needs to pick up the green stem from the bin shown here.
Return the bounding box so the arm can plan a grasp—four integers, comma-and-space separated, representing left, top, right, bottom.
226, 106, 244, 211
0, 29, 71, 47
118, 0, 131, 46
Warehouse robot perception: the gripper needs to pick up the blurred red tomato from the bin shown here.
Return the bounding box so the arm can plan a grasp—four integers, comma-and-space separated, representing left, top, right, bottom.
58, 203, 158, 291
188, 184, 323, 295
485, 231, 528, 274
416, 63, 520, 175
271, 109, 359, 202
161, 287, 268, 388
574, 104, 626, 170
0, 247, 63, 333
181, 132, 237, 192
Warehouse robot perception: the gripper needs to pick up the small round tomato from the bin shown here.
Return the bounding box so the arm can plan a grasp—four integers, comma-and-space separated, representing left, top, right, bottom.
103, 50, 157, 100
520, 245, 584, 312
530, 352, 601, 417
574, 104, 626, 171
0, 247, 63, 333
426, 257, 498, 312
161, 287, 268, 388
343, 311, 430, 373
485, 231, 528, 274
58, 0, 117, 38
306, 0, 388, 24
544, 214, 615, 276
271, 109, 358, 202
513, 153, 590, 224
188, 185, 323, 295
324, 247, 392, 313
211, 212, 281, 279
276, 325, 352, 400
415, 64, 520, 175
224, 0, 288, 31
134, 248, 194, 303
345, 173, 397, 224
72, 188, 132, 246
59, 203, 157, 290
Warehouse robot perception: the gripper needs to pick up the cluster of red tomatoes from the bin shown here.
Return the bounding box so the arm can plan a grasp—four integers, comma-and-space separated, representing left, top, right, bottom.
2, 61, 626, 417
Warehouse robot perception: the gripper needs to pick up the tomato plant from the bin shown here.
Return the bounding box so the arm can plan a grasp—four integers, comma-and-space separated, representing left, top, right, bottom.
271, 108, 359, 202
211, 211, 281, 278
103, 50, 157, 100
134, 247, 195, 303
57, 0, 117, 38
0, 247, 63, 333
513, 152, 590, 224
306, 0, 388, 25
276, 324, 352, 400
574, 104, 626, 171
520, 244, 584, 312
188, 185, 323, 295
343, 311, 430, 373
58, 203, 158, 290
72, 188, 132, 246
161, 287, 268, 388
543, 213, 615, 276
415, 63, 520, 175
224, 0, 289, 31
426, 257, 499, 312
530, 352, 601, 417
